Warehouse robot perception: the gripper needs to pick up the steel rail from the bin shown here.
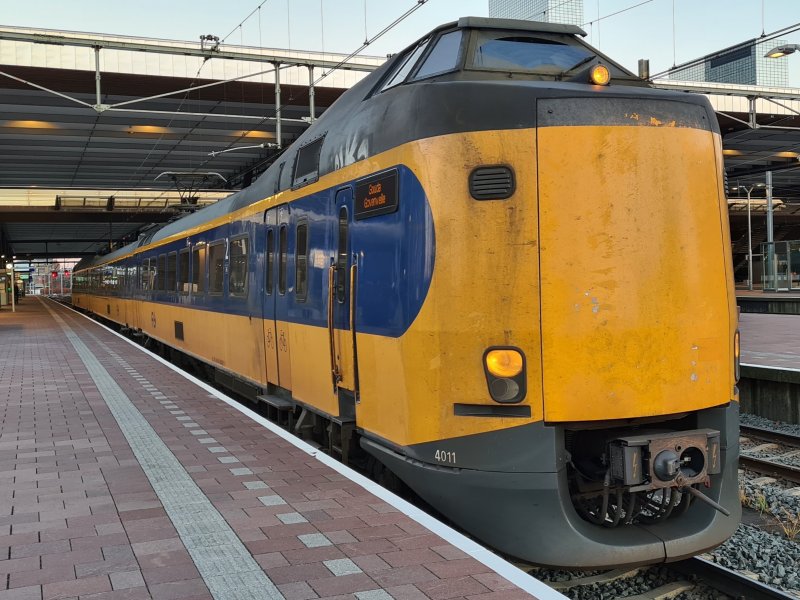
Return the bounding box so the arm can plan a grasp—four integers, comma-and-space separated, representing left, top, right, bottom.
741, 424, 800, 449
739, 455, 800, 484
671, 556, 798, 600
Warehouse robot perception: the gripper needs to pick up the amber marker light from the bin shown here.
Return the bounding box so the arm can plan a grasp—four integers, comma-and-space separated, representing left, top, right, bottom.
589, 64, 611, 86
485, 349, 524, 378
483, 347, 526, 404
734, 330, 741, 383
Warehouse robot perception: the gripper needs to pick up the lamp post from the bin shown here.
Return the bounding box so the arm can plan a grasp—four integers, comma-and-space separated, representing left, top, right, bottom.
766, 171, 777, 289
765, 44, 800, 58
5, 262, 14, 313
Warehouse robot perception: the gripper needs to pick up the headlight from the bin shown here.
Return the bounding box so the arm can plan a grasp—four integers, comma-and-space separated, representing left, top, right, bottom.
590, 64, 611, 85
484, 347, 526, 404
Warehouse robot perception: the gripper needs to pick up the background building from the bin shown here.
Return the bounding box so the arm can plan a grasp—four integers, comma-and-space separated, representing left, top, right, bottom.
669, 37, 789, 86
488, 0, 584, 26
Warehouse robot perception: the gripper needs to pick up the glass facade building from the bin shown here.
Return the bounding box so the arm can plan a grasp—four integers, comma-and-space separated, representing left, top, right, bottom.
669, 38, 788, 87
488, 0, 584, 26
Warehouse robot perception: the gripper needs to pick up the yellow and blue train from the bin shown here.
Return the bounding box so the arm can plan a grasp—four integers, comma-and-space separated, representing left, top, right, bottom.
73, 17, 740, 567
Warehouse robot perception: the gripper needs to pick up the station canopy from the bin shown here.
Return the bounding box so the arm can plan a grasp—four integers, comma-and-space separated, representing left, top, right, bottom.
0, 26, 382, 258
4, 27, 800, 269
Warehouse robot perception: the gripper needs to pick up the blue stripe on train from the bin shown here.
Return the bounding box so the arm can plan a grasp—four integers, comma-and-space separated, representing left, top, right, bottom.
114, 165, 435, 338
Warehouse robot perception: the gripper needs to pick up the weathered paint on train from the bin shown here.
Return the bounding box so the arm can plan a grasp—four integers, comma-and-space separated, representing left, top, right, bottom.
74, 17, 740, 567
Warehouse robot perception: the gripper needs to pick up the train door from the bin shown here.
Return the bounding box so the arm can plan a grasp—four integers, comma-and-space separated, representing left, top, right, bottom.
329, 187, 359, 403
262, 208, 280, 386
130, 258, 141, 332
275, 205, 293, 389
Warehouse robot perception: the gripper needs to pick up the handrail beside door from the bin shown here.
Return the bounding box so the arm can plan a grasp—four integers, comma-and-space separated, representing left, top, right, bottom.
327, 263, 342, 388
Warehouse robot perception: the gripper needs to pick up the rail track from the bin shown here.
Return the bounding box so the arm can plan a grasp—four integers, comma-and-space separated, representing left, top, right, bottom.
538, 556, 799, 599
672, 557, 800, 600
740, 424, 800, 484
741, 424, 800, 448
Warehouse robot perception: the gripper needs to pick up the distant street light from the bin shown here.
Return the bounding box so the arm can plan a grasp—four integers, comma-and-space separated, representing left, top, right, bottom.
765, 44, 800, 58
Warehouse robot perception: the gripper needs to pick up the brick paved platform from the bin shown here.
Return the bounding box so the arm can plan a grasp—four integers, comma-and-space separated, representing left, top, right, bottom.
0, 298, 559, 600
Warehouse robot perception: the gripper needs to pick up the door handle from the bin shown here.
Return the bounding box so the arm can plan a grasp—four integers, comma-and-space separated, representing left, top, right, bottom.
327, 264, 341, 388
350, 263, 359, 400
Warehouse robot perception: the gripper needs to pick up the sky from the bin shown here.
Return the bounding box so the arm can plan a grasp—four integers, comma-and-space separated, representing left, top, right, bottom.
3, 0, 800, 84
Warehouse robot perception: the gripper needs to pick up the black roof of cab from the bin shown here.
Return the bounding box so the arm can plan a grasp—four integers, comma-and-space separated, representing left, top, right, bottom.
456, 17, 587, 37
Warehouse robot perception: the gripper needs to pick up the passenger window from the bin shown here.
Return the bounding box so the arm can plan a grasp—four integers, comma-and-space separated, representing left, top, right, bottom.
141, 259, 149, 291
380, 40, 429, 91
179, 249, 190, 293
192, 245, 206, 293
295, 222, 309, 302
293, 137, 325, 187
266, 229, 274, 295
229, 236, 249, 297
336, 207, 348, 304
157, 254, 166, 291
413, 31, 462, 79
166, 252, 177, 292
208, 242, 225, 294
278, 226, 287, 295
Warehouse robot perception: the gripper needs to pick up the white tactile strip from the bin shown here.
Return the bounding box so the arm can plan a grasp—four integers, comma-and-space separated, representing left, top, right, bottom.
52, 298, 568, 600
41, 300, 286, 600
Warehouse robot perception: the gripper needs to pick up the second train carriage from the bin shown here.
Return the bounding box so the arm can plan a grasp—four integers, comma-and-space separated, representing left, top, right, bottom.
74, 17, 740, 567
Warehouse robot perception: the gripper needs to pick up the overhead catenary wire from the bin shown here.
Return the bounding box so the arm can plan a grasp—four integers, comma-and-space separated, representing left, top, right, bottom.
286, 0, 291, 49
221, 0, 271, 45
128, 0, 275, 196
120, 56, 213, 194
651, 20, 800, 80
314, 0, 429, 87
364, 0, 369, 44
204, 0, 431, 173
581, 0, 654, 29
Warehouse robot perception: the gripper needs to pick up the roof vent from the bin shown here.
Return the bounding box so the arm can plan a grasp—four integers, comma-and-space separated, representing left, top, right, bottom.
469, 166, 515, 200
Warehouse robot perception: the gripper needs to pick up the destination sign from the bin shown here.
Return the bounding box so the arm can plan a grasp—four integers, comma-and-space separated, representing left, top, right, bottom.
354, 169, 398, 220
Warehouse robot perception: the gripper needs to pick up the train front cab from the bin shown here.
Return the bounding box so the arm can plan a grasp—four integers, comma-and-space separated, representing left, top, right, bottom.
361, 95, 740, 567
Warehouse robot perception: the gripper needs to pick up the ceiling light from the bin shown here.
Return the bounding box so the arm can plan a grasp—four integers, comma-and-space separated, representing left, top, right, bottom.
4, 120, 60, 129
128, 125, 171, 134
237, 130, 274, 139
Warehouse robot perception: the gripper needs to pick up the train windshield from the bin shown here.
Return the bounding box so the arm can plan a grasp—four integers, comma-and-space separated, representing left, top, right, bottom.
471, 32, 594, 74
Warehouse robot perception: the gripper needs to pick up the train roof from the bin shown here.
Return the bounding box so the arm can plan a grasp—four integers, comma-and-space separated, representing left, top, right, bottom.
454, 17, 586, 37
76, 17, 705, 274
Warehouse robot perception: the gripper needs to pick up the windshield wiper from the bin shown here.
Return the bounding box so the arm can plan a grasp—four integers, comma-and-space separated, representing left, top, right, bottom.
562, 54, 597, 74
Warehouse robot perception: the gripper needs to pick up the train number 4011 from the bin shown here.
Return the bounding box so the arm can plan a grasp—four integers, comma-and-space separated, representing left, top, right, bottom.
434, 450, 456, 464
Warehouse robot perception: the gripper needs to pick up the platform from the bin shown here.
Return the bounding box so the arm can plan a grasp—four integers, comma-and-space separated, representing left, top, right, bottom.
737, 312, 800, 424
740, 312, 800, 370
736, 290, 800, 315
0, 298, 559, 600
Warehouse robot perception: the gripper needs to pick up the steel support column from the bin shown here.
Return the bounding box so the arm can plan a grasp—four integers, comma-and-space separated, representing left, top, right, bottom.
308, 65, 316, 123
93, 46, 102, 110
274, 62, 282, 149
